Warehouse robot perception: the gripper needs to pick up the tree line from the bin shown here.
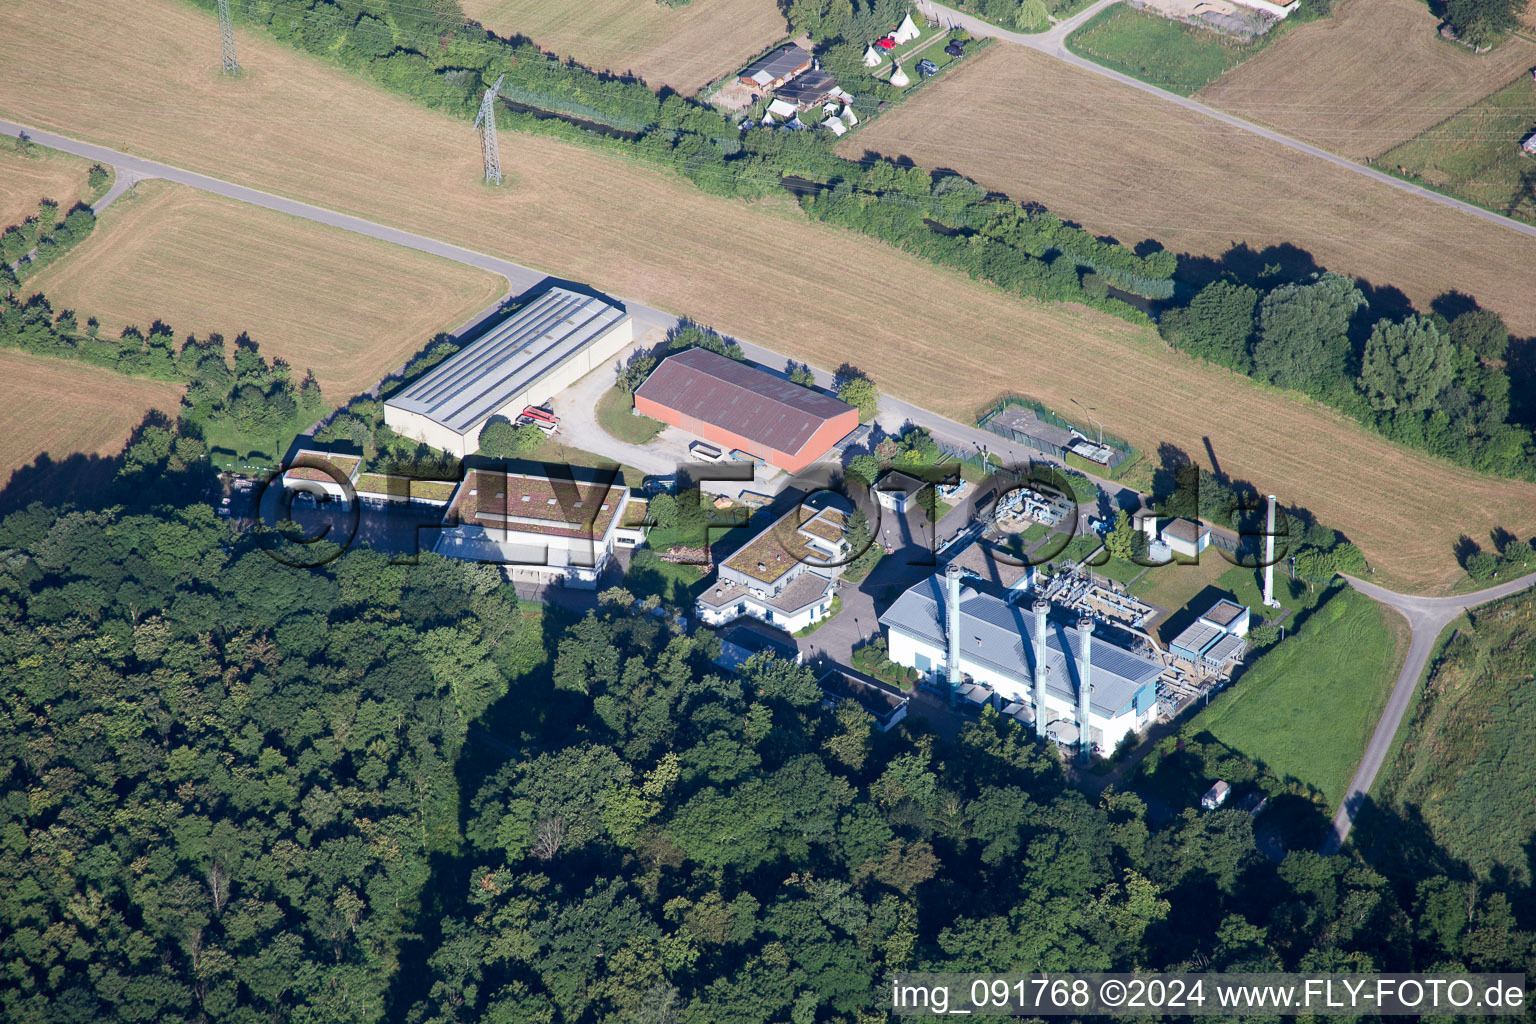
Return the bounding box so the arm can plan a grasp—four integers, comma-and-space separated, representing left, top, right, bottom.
202, 0, 1529, 477
1159, 275, 1532, 478
1, 193, 98, 285
0, 474, 1533, 1021
1, 290, 326, 462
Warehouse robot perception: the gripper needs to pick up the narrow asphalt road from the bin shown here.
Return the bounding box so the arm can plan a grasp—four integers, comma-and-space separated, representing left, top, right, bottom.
919, 0, 1536, 243
1322, 568, 1536, 853
11, 122, 1535, 858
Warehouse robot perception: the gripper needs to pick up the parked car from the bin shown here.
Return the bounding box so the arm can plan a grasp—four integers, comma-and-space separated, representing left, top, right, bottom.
916, 59, 938, 78
944, 41, 965, 57
516, 414, 557, 435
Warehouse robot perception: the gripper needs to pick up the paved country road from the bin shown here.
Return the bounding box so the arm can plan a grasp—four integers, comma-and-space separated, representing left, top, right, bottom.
919, 0, 1536, 243
9, 122, 1535, 856
1322, 568, 1536, 854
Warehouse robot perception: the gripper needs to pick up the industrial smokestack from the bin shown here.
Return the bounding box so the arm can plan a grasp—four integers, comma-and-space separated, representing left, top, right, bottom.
1032, 599, 1050, 739
1076, 617, 1094, 764
1263, 494, 1279, 608
945, 563, 965, 705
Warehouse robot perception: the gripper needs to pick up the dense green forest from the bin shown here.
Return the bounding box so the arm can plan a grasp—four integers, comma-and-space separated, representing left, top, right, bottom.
1, 472, 1533, 1021
192, 0, 1533, 480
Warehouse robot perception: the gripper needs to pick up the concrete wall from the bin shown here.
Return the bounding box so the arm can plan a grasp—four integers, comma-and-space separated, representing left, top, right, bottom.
382, 405, 473, 458
695, 590, 832, 633
886, 627, 1140, 750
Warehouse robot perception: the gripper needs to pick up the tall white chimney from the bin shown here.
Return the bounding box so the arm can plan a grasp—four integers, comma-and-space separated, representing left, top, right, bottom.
1032, 599, 1050, 739
1263, 494, 1279, 608
945, 564, 965, 704
1076, 617, 1094, 764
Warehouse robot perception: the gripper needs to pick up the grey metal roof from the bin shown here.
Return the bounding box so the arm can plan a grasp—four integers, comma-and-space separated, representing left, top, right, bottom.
1170, 622, 1222, 657
742, 44, 811, 83
777, 69, 837, 105
386, 288, 628, 435
878, 575, 1163, 717
1206, 633, 1247, 664
635, 347, 855, 456
1162, 517, 1207, 544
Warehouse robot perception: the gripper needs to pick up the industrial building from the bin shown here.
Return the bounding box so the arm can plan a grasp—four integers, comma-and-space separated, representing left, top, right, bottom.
818, 669, 909, 732
634, 348, 859, 474
433, 468, 641, 588
695, 495, 851, 632
943, 536, 1034, 600
281, 449, 361, 502
738, 44, 813, 91
879, 567, 1167, 759
1168, 597, 1250, 674
1145, 516, 1212, 560
384, 288, 635, 457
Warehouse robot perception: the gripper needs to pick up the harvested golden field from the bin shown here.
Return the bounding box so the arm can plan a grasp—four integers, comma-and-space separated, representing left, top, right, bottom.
2, 0, 1534, 591
842, 43, 1536, 337
24, 180, 506, 402
1199, 0, 1536, 159
0, 349, 182, 482
460, 0, 789, 94
0, 142, 97, 227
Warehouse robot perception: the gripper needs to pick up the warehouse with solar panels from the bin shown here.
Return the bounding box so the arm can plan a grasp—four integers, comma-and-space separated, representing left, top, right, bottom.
384, 287, 635, 457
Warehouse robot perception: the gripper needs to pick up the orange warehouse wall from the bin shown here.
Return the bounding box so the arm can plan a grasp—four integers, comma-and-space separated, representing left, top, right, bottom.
633, 397, 858, 475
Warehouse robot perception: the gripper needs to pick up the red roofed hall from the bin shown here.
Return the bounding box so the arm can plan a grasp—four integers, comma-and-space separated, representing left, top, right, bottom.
633, 348, 859, 474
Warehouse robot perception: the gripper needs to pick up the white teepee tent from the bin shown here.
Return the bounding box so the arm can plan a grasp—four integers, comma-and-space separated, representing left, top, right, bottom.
863, 44, 882, 67
892, 12, 921, 44
889, 62, 910, 87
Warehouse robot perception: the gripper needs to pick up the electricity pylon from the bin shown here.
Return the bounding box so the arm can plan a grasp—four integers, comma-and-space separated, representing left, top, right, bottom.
217, 0, 239, 75
474, 75, 507, 186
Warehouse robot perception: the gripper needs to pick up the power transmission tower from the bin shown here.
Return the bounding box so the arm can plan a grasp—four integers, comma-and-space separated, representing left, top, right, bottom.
474, 75, 506, 186
217, 0, 239, 75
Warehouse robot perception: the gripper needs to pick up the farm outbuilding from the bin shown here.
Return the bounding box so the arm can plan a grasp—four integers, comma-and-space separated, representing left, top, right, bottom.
383, 288, 634, 458
633, 347, 859, 474
739, 44, 812, 91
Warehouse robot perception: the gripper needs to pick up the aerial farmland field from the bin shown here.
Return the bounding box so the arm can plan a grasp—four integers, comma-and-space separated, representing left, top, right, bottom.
459, 0, 790, 94
0, 141, 101, 228
841, 42, 1536, 339
2, 0, 1534, 591
1199, 0, 1536, 160
0, 348, 183, 483
24, 180, 507, 402
1378, 74, 1536, 226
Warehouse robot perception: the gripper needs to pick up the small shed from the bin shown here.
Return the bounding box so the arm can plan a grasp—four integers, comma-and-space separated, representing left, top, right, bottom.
1523, 132, 1536, 156
1201, 780, 1231, 810
891, 12, 921, 44
822, 114, 847, 136
767, 97, 798, 119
